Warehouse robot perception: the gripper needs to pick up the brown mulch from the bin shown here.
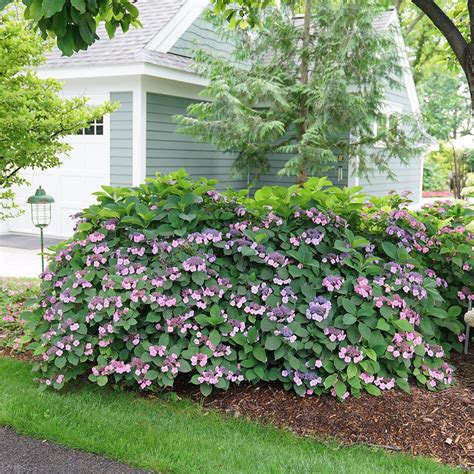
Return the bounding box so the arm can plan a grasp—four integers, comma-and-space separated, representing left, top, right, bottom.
0, 348, 37, 363
2, 348, 473, 468
181, 351, 474, 469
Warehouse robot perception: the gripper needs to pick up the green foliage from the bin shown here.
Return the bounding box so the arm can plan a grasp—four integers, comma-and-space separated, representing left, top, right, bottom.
0, 277, 40, 352
0, 7, 116, 220
175, 2, 423, 184
25, 171, 472, 401
462, 171, 474, 197
423, 143, 474, 193
398, 0, 467, 83
423, 147, 451, 191
419, 72, 471, 142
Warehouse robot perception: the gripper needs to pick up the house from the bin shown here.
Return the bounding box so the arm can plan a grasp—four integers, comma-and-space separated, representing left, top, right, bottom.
3, 0, 424, 238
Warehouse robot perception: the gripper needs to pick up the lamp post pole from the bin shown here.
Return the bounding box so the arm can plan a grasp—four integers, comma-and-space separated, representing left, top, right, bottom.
40, 226, 45, 272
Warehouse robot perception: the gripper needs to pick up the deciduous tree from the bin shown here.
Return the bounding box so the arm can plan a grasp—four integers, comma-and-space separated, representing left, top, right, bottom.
0, 7, 115, 219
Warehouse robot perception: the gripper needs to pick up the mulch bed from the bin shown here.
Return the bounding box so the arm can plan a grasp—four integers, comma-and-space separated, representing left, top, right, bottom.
2, 347, 473, 468
180, 351, 474, 469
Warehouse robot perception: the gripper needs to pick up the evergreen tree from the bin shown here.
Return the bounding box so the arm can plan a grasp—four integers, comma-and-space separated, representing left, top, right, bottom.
175, 1, 423, 184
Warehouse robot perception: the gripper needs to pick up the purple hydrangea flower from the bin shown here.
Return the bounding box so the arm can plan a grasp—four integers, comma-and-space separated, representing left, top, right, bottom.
306, 296, 332, 322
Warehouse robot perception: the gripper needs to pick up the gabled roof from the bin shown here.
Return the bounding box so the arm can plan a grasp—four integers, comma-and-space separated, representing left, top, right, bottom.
43, 3, 420, 117
372, 9, 397, 32
43, 0, 201, 71
44, 3, 400, 74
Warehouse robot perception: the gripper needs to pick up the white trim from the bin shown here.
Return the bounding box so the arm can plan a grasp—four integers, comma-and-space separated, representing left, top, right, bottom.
38, 62, 207, 86
131, 81, 146, 186
417, 153, 424, 205
145, 0, 208, 53
391, 14, 420, 115
140, 84, 147, 183
142, 75, 204, 100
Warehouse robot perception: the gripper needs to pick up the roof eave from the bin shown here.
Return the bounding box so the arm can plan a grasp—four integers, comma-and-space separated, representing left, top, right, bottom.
37, 60, 207, 86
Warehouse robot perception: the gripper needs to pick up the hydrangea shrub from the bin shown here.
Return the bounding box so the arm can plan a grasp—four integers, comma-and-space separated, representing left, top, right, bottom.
26, 171, 473, 399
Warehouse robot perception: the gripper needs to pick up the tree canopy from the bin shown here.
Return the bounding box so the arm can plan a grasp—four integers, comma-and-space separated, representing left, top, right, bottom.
0, 7, 115, 219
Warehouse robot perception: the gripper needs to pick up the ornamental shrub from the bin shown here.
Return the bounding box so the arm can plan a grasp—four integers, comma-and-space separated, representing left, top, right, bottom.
26, 170, 473, 399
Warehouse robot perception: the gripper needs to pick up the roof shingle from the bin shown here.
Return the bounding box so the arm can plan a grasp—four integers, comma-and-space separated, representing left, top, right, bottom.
44, 0, 191, 70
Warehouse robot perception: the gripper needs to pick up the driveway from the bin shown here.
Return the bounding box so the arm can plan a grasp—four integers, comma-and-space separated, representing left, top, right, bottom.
0, 427, 150, 473
0, 233, 64, 278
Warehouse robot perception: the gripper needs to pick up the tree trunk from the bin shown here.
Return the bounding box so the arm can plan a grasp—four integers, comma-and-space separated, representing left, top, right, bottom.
296, 0, 311, 185
412, 0, 474, 113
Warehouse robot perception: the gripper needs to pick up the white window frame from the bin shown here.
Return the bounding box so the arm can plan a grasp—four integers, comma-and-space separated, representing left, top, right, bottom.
76, 117, 104, 136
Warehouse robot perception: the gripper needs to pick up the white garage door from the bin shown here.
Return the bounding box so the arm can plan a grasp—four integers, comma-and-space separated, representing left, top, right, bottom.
7, 114, 110, 238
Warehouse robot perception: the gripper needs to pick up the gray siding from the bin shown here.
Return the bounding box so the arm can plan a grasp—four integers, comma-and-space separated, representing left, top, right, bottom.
146, 92, 350, 191
357, 155, 422, 198
169, 17, 234, 60
165, 13, 421, 199
110, 92, 133, 187
146, 93, 246, 190
258, 152, 349, 188
355, 74, 422, 201
167, 15, 348, 190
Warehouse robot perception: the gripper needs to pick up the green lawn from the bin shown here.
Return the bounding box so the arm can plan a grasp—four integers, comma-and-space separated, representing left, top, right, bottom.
0, 357, 459, 474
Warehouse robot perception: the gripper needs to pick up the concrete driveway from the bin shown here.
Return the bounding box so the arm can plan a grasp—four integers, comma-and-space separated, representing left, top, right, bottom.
0, 233, 64, 278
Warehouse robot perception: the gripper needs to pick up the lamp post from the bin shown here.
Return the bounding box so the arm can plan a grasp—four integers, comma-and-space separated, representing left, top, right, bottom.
27, 186, 54, 272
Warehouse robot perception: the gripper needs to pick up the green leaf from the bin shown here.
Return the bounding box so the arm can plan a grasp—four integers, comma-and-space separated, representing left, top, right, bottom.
288, 354, 300, 370
247, 327, 258, 344
352, 237, 369, 248
414, 344, 426, 357
97, 375, 108, 387
382, 241, 398, 260
42, 0, 66, 18
209, 329, 221, 347
396, 378, 411, 393
54, 356, 66, 369
335, 381, 347, 398
347, 363, 358, 379
358, 322, 371, 340
71, 0, 86, 12
200, 383, 212, 396
178, 213, 196, 222
78, 19, 94, 45
293, 383, 306, 397
364, 348, 377, 361
56, 29, 75, 56
343, 313, 357, 325
145, 370, 159, 380
240, 246, 256, 257
375, 319, 390, 331
341, 298, 357, 315
365, 384, 381, 396
448, 306, 462, 318
0, 0, 13, 9
264, 336, 282, 351
253, 346, 267, 363
179, 360, 191, 373
324, 374, 337, 389
191, 272, 206, 286
393, 319, 414, 332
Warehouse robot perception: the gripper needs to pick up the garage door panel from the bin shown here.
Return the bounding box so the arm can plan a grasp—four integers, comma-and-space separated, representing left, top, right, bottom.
7, 126, 109, 238
84, 177, 106, 200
